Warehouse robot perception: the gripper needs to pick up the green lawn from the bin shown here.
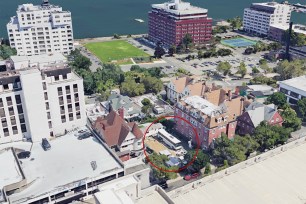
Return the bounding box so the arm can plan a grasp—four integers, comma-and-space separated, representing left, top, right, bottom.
84, 40, 149, 63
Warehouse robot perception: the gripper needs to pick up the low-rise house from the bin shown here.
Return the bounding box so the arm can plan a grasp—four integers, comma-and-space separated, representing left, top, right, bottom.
93, 110, 143, 161
166, 76, 219, 103
102, 93, 142, 121
140, 123, 164, 137
175, 89, 247, 149
237, 102, 283, 135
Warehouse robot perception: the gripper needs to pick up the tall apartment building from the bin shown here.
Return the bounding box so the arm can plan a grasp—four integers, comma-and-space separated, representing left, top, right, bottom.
243, 2, 292, 35
0, 54, 86, 144
7, 0, 74, 56
174, 90, 245, 149
148, 0, 212, 47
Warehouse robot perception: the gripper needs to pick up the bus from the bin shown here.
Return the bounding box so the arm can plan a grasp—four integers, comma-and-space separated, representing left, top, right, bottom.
157, 129, 182, 150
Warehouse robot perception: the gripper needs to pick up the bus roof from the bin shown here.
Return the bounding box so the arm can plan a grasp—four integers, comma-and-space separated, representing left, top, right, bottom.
158, 129, 181, 144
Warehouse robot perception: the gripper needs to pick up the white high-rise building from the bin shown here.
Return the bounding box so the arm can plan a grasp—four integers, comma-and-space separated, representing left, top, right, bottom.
243, 2, 292, 35
0, 54, 86, 144
7, 0, 74, 56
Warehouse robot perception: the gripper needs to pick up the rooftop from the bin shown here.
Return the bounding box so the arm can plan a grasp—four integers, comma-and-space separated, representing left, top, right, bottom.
271, 24, 306, 34
152, 0, 208, 16
0, 148, 23, 190
170, 138, 306, 204
7, 131, 123, 203
10, 53, 67, 64
278, 75, 306, 92
182, 95, 221, 116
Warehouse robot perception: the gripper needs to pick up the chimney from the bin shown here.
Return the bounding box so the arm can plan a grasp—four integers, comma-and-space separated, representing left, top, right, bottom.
228, 90, 232, 101
285, 22, 293, 61
118, 107, 124, 119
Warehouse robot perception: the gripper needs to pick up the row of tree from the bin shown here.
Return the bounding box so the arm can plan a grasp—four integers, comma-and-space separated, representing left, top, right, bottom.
69, 49, 163, 99
198, 48, 232, 59
245, 41, 282, 55
216, 61, 247, 77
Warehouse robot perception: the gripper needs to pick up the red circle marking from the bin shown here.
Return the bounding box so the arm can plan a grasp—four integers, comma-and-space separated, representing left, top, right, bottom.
142, 115, 200, 173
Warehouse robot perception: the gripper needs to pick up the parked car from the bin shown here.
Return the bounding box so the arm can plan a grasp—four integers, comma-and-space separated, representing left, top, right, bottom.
17, 151, 31, 159
146, 146, 154, 154
78, 132, 92, 140
184, 173, 199, 181
42, 138, 51, 151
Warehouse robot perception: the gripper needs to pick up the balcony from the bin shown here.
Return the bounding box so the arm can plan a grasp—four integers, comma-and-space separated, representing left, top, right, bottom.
59, 100, 64, 105
11, 120, 16, 125
68, 108, 73, 113
2, 122, 7, 127
7, 101, 13, 106
76, 106, 80, 111
67, 99, 72, 104
73, 88, 78, 93
66, 89, 70, 94
58, 91, 63, 96
75, 97, 79, 102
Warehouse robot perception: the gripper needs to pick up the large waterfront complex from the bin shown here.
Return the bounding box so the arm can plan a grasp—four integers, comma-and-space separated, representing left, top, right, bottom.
7, 0, 74, 56
148, 0, 212, 47
0, 54, 86, 144
243, 2, 292, 35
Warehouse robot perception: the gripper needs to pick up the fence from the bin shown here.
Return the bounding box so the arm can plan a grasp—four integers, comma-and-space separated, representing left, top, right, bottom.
168, 135, 306, 198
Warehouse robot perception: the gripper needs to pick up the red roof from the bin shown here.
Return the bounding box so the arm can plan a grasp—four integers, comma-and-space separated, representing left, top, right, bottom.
93, 110, 143, 147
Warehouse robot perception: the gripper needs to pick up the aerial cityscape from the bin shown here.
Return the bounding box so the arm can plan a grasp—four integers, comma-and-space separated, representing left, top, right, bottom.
0, 0, 306, 203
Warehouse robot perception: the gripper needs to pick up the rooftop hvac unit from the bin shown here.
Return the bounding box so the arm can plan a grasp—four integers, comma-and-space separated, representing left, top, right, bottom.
91, 161, 97, 171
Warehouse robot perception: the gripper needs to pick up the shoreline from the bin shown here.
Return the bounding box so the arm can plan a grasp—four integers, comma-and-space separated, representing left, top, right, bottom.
76, 34, 147, 44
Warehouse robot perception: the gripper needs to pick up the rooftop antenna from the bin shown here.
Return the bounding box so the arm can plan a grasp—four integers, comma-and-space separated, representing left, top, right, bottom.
41, 0, 50, 7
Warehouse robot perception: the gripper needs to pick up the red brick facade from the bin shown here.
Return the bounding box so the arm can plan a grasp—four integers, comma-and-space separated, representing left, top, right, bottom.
148, 7, 212, 46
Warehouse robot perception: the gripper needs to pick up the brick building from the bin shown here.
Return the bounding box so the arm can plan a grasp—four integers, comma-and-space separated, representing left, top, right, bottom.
237, 102, 283, 135
148, 0, 212, 47
174, 89, 246, 149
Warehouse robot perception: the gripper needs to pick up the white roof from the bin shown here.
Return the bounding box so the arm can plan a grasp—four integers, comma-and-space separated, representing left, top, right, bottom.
182, 95, 220, 116
94, 189, 134, 204
0, 148, 23, 189
271, 24, 306, 35
247, 84, 273, 92
278, 75, 306, 92
159, 149, 171, 156
152, 0, 208, 15
171, 139, 306, 204
136, 189, 169, 204
10, 53, 66, 64
158, 129, 181, 144
8, 132, 123, 203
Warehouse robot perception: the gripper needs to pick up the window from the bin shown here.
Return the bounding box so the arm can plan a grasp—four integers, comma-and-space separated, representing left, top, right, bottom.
8, 107, 14, 116
76, 111, 81, 119
47, 112, 51, 119
48, 121, 52, 128
44, 92, 48, 100
19, 114, 25, 123
42, 82, 47, 90
12, 126, 18, 134
3, 128, 9, 136
69, 113, 73, 121
11, 116, 16, 125
54, 76, 59, 81
15, 95, 21, 104
17, 105, 23, 114
21, 124, 27, 133
61, 115, 66, 123
6, 97, 12, 106
0, 99, 3, 107
58, 87, 63, 95
45, 102, 49, 110
3, 84, 9, 90
63, 74, 67, 80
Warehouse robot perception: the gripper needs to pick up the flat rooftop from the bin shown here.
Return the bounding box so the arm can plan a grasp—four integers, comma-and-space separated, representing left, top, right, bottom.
8, 132, 123, 203
0, 148, 23, 190
170, 139, 306, 204
152, 0, 208, 15
10, 53, 66, 64
181, 95, 220, 116
136, 186, 171, 204
278, 75, 306, 92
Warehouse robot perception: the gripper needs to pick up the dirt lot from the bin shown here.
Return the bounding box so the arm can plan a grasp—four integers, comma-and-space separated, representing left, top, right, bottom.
145, 137, 176, 156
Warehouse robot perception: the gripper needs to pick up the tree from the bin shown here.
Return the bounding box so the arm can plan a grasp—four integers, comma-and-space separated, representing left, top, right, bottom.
266, 92, 287, 109
268, 42, 282, 51
113, 33, 121, 39
253, 122, 291, 151
282, 30, 306, 46
69, 49, 92, 71
297, 98, 306, 120
244, 47, 254, 55
281, 105, 301, 131
142, 76, 163, 94
197, 50, 203, 59
217, 62, 232, 76
217, 48, 232, 56
237, 62, 247, 78
252, 67, 260, 74
185, 150, 209, 172
233, 135, 259, 156
141, 98, 151, 106
274, 59, 306, 80
204, 163, 211, 175
168, 45, 177, 56
154, 45, 166, 58
0, 45, 17, 59
212, 133, 247, 166
182, 34, 193, 49
160, 119, 176, 132
120, 78, 145, 97
227, 16, 243, 30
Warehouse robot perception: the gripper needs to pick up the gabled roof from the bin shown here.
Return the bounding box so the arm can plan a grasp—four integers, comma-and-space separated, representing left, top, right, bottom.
244, 102, 278, 127
93, 110, 143, 147
171, 77, 192, 93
